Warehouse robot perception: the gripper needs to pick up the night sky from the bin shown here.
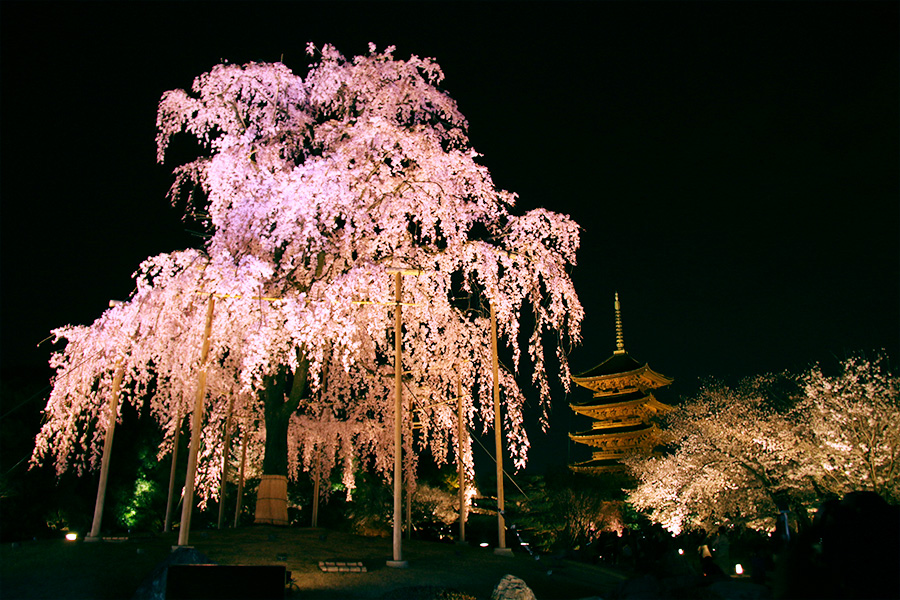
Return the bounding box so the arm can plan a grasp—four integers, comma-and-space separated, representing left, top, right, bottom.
2, 2, 897, 471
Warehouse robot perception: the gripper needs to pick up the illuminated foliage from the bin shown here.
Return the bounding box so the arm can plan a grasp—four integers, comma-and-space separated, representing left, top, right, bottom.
625, 355, 899, 534
411, 482, 459, 530
625, 375, 809, 534
31, 44, 582, 508
797, 355, 899, 503
514, 472, 628, 552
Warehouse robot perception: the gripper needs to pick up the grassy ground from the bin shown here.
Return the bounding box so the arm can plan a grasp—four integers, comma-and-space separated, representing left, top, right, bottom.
0, 526, 628, 599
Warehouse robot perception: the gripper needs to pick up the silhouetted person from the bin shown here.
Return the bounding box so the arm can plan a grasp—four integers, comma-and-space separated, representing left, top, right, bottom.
699, 537, 726, 579
711, 525, 731, 574
776, 491, 900, 599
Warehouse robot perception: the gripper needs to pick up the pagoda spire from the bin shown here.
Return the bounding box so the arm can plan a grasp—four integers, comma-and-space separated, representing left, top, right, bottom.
614, 292, 625, 355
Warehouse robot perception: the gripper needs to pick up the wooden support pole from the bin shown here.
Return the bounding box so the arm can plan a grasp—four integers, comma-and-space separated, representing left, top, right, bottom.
311, 455, 320, 528
233, 418, 248, 529
406, 481, 413, 540
387, 271, 407, 567
86, 359, 125, 541
491, 303, 509, 553
457, 374, 466, 543
177, 295, 215, 548
217, 395, 235, 529
405, 385, 414, 541
163, 409, 183, 533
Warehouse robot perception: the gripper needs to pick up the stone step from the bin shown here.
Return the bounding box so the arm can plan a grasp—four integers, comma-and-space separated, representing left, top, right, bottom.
318, 561, 367, 573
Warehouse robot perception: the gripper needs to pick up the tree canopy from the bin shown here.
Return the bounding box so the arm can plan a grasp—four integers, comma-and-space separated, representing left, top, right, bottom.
625, 355, 899, 534
31, 44, 583, 504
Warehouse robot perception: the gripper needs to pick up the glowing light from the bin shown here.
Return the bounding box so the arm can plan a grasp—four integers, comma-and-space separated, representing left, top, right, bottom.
65, 533, 77, 541
735, 564, 744, 575
678, 548, 684, 555
479, 542, 489, 547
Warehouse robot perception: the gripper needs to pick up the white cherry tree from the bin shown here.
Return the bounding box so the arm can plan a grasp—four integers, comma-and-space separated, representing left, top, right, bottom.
624, 376, 812, 534
626, 355, 899, 534
797, 355, 899, 504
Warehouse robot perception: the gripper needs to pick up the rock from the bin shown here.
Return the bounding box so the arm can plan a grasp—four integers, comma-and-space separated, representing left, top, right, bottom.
491, 574, 536, 600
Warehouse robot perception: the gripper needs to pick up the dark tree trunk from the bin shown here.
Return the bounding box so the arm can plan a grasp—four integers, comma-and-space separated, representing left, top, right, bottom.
262, 380, 291, 476
254, 356, 308, 524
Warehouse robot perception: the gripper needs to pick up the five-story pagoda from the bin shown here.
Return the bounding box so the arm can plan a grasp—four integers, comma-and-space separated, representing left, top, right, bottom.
569, 293, 673, 473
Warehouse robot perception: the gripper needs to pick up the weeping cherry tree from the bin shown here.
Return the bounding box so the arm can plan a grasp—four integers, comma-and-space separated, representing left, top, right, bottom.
31, 44, 583, 525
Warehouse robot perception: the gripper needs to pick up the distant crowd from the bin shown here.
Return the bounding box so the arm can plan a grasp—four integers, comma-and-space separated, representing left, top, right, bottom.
562, 491, 900, 599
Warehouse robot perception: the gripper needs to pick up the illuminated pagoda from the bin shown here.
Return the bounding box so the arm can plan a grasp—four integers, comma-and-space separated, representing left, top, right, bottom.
569, 293, 673, 473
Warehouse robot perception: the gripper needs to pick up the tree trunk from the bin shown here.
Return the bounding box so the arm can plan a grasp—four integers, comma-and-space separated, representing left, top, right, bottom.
254, 358, 308, 525
262, 385, 290, 477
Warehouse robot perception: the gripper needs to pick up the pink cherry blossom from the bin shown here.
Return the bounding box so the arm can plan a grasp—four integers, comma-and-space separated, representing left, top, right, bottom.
32, 45, 583, 505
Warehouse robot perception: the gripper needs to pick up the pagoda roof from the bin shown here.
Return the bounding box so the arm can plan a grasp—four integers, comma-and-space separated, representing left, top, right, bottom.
572, 352, 673, 394
571, 392, 673, 413
570, 423, 652, 440
571, 389, 647, 408
570, 403, 672, 429
570, 458, 626, 473
575, 352, 643, 378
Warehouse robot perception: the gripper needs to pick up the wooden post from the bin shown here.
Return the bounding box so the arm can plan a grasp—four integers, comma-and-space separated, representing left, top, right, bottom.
405, 388, 414, 541
177, 295, 215, 548
163, 409, 183, 533
406, 481, 413, 540
233, 418, 248, 529
491, 303, 510, 554
217, 395, 235, 529
387, 271, 407, 567
311, 373, 326, 529
85, 359, 125, 541
457, 374, 466, 543
311, 456, 320, 528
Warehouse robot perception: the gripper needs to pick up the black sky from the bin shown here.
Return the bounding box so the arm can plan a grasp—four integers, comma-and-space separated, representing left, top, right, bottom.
2, 2, 898, 465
